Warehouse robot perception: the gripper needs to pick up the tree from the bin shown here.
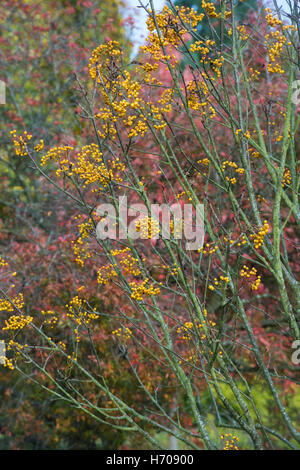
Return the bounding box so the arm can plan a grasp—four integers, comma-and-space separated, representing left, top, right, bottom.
1, 0, 300, 450
0, 0, 134, 450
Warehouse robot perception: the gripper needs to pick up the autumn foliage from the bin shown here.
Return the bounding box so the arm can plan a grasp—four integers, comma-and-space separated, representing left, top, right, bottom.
0, 0, 300, 450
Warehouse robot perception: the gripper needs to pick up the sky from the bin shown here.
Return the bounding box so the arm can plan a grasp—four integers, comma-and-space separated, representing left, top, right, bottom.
123, 0, 292, 57
122, 0, 165, 57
